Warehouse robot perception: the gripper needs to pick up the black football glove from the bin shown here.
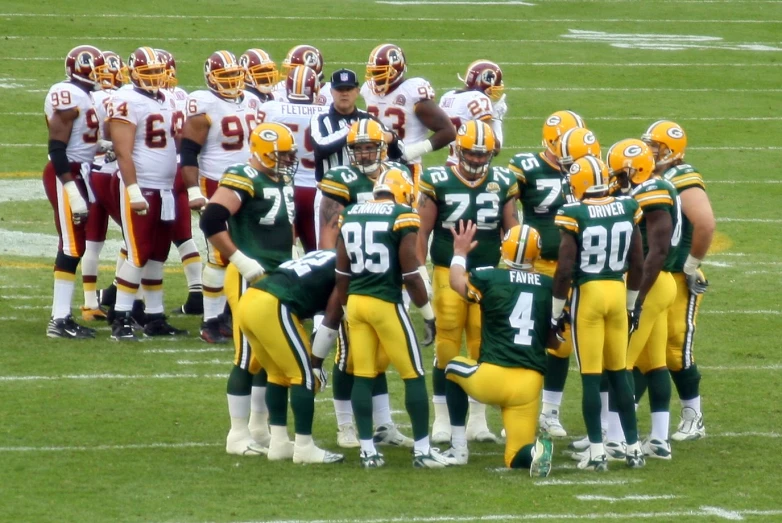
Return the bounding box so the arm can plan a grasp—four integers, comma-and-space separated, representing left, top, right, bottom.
628, 303, 643, 335
550, 310, 570, 343
685, 271, 709, 295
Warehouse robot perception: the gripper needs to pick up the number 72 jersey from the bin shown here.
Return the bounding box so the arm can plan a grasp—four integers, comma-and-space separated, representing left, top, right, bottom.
419, 165, 518, 269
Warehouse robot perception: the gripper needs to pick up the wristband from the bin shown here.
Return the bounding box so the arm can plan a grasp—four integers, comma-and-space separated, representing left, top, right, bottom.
683, 254, 702, 276
126, 183, 144, 203
552, 297, 566, 319
404, 139, 433, 161
419, 302, 435, 321
312, 325, 339, 359
229, 250, 261, 276
627, 289, 639, 311
187, 186, 205, 203
450, 256, 467, 269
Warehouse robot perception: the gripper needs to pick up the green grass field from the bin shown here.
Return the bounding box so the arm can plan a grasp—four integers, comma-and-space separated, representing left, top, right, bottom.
1, 0, 782, 521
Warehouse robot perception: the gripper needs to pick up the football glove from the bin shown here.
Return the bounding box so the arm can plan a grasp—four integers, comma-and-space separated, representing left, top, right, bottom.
229, 251, 265, 283
423, 318, 436, 346
628, 303, 643, 335
313, 366, 328, 393
550, 310, 570, 343
492, 94, 508, 120
685, 272, 709, 295
62, 181, 89, 225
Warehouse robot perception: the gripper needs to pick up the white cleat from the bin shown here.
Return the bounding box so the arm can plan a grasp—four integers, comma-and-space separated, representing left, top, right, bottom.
250, 426, 271, 448
641, 437, 672, 460
529, 434, 554, 478
374, 423, 414, 448
538, 411, 568, 438
336, 423, 360, 449
671, 407, 706, 441
625, 443, 646, 469
466, 422, 499, 443
431, 418, 451, 444
441, 445, 469, 465
267, 439, 295, 461
225, 434, 268, 456
604, 440, 627, 461
568, 430, 605, 452
293, 442, 344, 464
413, 447, 453, 468
577, 451, 609, 472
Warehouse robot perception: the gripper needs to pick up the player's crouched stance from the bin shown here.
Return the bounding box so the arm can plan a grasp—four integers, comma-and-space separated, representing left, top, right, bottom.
444, 221, 554, 477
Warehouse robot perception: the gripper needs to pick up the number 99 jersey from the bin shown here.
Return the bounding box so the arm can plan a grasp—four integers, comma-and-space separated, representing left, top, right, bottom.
185, 90, 256, 181
44, 82, 100, 163
419, 165, 518, 269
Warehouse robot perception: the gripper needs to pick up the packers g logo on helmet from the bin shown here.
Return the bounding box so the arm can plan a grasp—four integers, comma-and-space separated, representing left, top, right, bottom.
667, 127, 684, 139
259, 129, 279, 141
623, 144, 643, 157
501, 224, 541, 270
556, 127, 601, 169
542, 110, 586, 155
606, 138, 655, 186
642, 120, 688, 168
250, 123, 298, 177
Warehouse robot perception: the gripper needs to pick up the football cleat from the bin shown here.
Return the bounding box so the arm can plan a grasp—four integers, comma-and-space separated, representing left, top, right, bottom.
625, 443, 646, 469
466, 421, 499, 443
98, 284, 117, 309
337, 423, 360, 449
200, 319, 228, 344
605, 440, 627, 461
267, 439, 295, 461
218, 312, 233, 339
47, 316, 96, 339
671, 407, 706, 441
441, 445, 469, 466
539, 411, 568, 438
143, 315, 188, 337
374, 423, 414, 448
569, 430, 605, 451
80, 306, 107, 322
577, 451, 609, 472
173, 291, 204, 315
293, 442, 344, 464
413, 447, 453, 468
360, 450, 385, 468
226, 433, 268, 456
110, 312, 138, 342
131, 299, 147, 328
431, 418, 451, 444
641, 437, 672, 460
250, 425, 272, 448
529, 433, 554, 478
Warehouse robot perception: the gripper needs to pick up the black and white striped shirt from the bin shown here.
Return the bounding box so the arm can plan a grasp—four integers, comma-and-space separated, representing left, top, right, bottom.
309, 106, 373, 182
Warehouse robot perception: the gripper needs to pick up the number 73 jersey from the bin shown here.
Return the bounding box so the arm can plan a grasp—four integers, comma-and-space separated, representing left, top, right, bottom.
555, 196, 642, 286
419, 165, 518, 269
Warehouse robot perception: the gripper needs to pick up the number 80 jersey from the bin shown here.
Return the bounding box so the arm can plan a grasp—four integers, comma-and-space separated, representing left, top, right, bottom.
419, 165, 518, 269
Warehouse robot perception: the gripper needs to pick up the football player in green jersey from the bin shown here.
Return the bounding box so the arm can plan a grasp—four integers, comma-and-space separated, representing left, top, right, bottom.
236, 250, 344, 464
444, 220, 555, 476
606, 138, 680, 460
317, 119, 414, 450
554, 155, 646, 471
335, 168, 449, 468
200, 122, 296, 457
643, 121, 714, 441
507, 111, 588, 438
419, 120, 519, 444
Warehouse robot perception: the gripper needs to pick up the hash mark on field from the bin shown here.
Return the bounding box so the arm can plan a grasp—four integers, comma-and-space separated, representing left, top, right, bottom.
535, 478, 641, 486
143, 348, 227, 354
576, 494, 680, 503
0, 442, 221, 452
176, 359, 227, 366
701, 506, 745, 520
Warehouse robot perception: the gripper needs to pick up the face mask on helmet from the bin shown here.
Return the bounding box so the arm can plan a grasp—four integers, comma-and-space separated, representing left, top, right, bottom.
348, 141, 386, 175
455, 121, 496, 180
641, 120, 687, 170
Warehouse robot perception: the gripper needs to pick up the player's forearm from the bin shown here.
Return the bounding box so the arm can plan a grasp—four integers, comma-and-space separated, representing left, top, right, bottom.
116, 155, 138, 187
205, 231, 238, 261
690, 222, 715, 260
181, 165, 200, 190
448, 265, 468, 300
402, 273, 429, 308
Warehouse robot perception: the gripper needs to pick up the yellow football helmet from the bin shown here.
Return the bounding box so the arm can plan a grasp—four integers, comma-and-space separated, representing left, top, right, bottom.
347, 119, 387, 174
556, 127, 601, 170
606, 138, 656, 189
542, 110, 586, 156
372, 167, 414, 206
240, 49, 279, 94
455, 120, 497, 179
568, 155, 610, 201
501, 224, 541, 270
250, 123, 298, 177
641, 120, 687, 169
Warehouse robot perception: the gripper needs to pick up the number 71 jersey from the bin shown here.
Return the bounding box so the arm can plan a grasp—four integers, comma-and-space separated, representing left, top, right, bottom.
419, 165, 518, 269
555, 196, 642, 286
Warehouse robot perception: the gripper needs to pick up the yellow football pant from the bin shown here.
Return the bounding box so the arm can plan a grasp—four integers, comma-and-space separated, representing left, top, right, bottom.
445, 356, 542, 468
237, 288, 314, 389
571, 280, 629, 374
535, 259, 573, 358
627, 271, 676, 373
666, 271, 705, 372
224, 263, 262, 374
346, 295, 425, 380
433, 266, 481, 369
333, 320, 391, 375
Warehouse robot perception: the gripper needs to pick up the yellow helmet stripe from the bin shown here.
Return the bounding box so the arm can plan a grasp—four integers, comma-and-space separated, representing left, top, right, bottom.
142, 46, 157, 63
515, 225, 529, 267
295, 66, 305, 95
584, 155, 603, 187
561, 127, 576, 159
475, 121, 484, 149
358, 118, 369, 139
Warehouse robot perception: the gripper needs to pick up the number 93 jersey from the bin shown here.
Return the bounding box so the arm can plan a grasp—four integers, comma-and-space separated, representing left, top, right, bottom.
555, 196, 642, 286
508, 152, 567, 261
186, 90, 256, 181
339, 200, 420, 304
219, 163, 294, 271
419, 165, 519, 269
631, 177, 682, 273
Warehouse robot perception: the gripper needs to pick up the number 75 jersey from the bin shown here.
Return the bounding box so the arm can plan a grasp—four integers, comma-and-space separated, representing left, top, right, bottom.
419, 165, 518, 269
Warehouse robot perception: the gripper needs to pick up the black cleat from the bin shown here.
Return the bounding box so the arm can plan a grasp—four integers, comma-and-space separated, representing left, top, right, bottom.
217, 312, 233, 339
110, 312, 138, 341
47, 316, 96, 339
131, 299, 147, 328
144, 314, 188, 337
172, 291, 204, 315
200, 318, 228, 344
98, 284, 117, 309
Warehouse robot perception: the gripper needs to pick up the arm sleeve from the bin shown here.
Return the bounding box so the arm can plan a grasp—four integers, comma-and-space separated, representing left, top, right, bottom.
309, 114, 350, 157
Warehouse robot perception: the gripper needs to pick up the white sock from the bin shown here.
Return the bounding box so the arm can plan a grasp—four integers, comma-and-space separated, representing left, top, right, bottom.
468, 399, 487, 424
176, 239, 203, 292
590, 442, 605, 457
294, 434, 313, 447
541, 391, 563, 411
413, 436, 430, 454
682, 396, 701, 415
51, 272, 75, 319
202, 264, 226, 321
82, 240, 103, 308
250, 386, 267, 415
359, 439, 376, 454
372, 393, 393, 427
141, 261, 165, 315
432, 399, 449, 424
334, 400, 354, 426
270, 424, 289, 442
226, 394, 251, 432
651, 411, 670, 441
606, 411, 625, 442
451, 426, 467, 448
115, 260, 142, 313
600, 391, 609, 429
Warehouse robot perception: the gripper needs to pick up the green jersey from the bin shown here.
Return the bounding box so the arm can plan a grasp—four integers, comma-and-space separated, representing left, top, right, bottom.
339, 199, 419, 304
219, 163, 294, 271
319, 162, 411, 207
631, 177, 682, 273
508, 152, 568, 261
466, 267, 552, 374
662, 163, 706, 273
419, 165, 518, 269
255, 250, 336, 319
555, 196, 642, 286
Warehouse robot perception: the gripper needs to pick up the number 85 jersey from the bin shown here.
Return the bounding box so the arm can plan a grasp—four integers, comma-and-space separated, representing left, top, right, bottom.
419, 165, 518, 269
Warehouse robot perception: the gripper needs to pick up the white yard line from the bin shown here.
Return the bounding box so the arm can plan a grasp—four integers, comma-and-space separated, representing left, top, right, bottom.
143, 348, 227, 354
0, 442, 220, 452
576, 494, 680, 503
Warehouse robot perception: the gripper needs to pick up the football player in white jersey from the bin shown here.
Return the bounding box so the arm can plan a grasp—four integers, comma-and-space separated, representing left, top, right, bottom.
108, 46, 184, 341
273, 45, 333, 106
259, 65, 328, 253
180, 50, 257, 344
240, 48, 279, 109
439, 60, 505, 166
361, 43, 456, 183
44, 45, 106, 339
79, 50, 127, 324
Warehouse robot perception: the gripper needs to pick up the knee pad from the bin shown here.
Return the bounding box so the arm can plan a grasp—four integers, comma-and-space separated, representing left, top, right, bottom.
203, 264, 226, 290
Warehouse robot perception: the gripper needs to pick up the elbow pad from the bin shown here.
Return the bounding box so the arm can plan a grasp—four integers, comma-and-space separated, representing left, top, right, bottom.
180, 138, 202, 168
48, 139, 71, 177
199, 202, 230, 238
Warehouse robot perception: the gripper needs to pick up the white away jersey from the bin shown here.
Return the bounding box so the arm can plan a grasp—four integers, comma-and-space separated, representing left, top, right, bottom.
108, 88, 177, 189
271, 80, 333, 107
90, 88, 116, 172
360, 77, 435, 163
438, 89, 493, 165
258, 100, 329, 188
44, 81, 99, 163
170, 86, 188, 136
186, 90, 257, 181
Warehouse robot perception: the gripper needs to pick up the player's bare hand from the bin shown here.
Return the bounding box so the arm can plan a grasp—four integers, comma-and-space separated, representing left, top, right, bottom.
450, 219, 478, 257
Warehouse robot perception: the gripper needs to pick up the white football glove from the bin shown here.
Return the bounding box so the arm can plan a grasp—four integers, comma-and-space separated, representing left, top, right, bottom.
313, 366, 328, 393
62, 181, 88, 225
187, 186, 207, 211
126, 183, 148, 216
418, 265, 433, 300
229, 251, 265, 283
492, 94, 508, 120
